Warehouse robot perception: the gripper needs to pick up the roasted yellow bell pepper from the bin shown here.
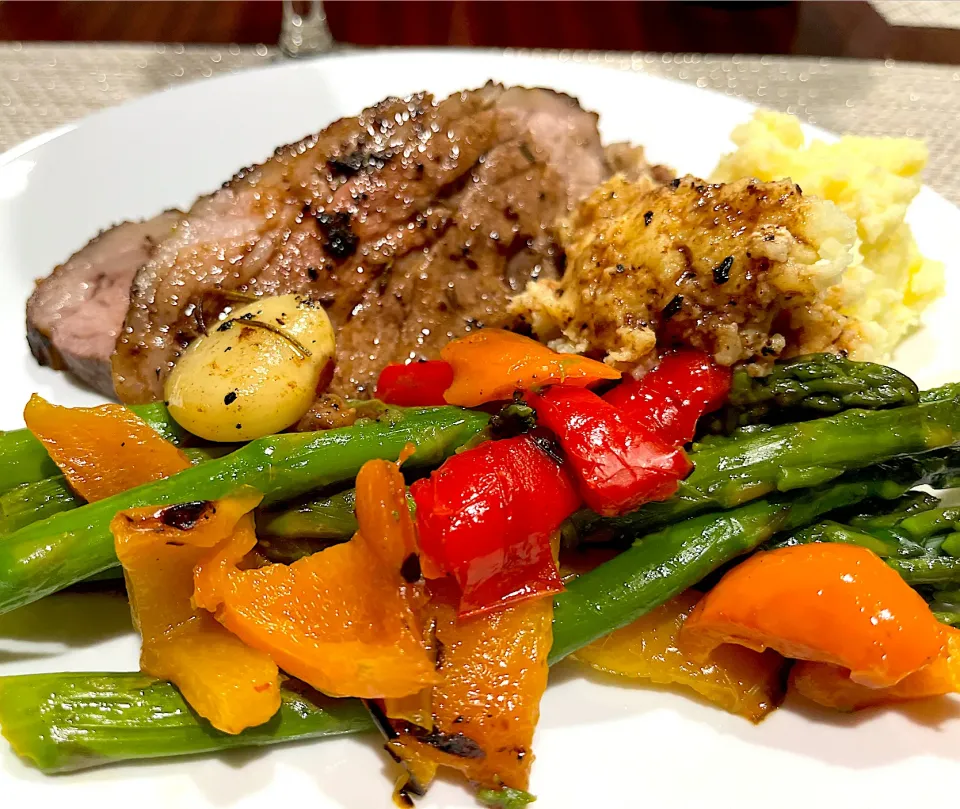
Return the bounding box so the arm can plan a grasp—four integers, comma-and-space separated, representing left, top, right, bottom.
574, 591, 786, 723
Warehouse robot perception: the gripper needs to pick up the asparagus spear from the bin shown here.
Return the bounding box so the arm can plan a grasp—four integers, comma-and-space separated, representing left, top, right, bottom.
772, 520, 913, 558
842, 491, 941, 528
928, 588, 960, 626
2, 455, 945, 773
887, 556, 960, 587
772, 520, 960, 588
0, 406, 489, 615
0, 475, 83, 535
702, 353, 919, 435
0, 402, 191, 493
257, 486, 417, 544
768, 490, 960, 586
0, 447, 228, 535
897, 507, 960, 543
477, 787, 536, 808
572, 390, 960, 542
920, 383, 960, 404
258, 488, 359, 541
550, 463, 937, 664
0, 673, 372, 773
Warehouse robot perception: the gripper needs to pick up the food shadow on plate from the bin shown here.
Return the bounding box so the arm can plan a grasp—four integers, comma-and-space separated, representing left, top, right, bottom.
545, 658, 960, 768
190, 732, 401, 809
51, 732, 379, 808
0, 591, 132, 646
0, 649, 57, 666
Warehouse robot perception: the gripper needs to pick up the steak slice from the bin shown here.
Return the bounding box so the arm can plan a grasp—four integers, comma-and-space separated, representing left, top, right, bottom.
110, 84, 608, 403
26, 212, 181, 394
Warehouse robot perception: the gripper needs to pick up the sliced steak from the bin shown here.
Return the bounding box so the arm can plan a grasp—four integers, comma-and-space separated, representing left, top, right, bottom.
110, 83, 607, 403
26, 212, 181, 394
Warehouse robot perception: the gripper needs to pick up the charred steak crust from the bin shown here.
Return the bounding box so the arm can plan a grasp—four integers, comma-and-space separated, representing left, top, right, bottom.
110, 83, 608, 403
25, 212, 181, 395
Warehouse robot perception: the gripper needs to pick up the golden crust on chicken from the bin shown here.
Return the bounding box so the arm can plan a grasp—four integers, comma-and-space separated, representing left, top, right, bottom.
510, 175, 862, 372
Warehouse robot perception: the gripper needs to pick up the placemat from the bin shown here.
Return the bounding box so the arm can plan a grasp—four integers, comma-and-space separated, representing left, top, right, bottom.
1, 43, 958, 203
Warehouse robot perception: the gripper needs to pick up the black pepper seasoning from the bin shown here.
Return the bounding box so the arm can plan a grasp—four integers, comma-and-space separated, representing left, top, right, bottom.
712, 256, 734, 285
662, 294, 684, 320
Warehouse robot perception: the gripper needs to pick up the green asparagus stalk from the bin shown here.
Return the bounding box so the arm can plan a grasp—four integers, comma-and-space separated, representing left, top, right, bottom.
0, 673, 373, 773
887, 556, 960, 586
273, 399, 960, 550
920, 383, 960, 404
932, 608, 960, 626
896, 507, 960, 542
1, 455, 945, 774
928, 588, 960, 626
0, 447, 228, 535
550, 465, 932, 664
257, 486, 417, 545
0, 402, 191, 493
703, 353, 919, 434
0, 406, 489, 615
843, 491, 941, 529
572, 390, 960, 542
258, 488, 359, 541
477, 787, 536, 808
772, 520, 911, 558
0, 475, 83, 535
255, 488, 362, 563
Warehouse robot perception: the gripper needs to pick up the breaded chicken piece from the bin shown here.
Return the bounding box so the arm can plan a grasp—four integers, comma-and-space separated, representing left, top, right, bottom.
510, 175, 861, 372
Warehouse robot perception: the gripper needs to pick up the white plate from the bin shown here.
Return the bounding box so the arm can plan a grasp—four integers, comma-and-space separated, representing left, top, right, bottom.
1, 49, 960, 809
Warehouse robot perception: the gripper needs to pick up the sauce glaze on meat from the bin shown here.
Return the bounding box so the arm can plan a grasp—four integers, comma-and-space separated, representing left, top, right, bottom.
109, 84, 610, 402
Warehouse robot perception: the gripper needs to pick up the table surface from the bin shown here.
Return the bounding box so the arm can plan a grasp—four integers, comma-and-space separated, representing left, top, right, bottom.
1, 43, 958, 204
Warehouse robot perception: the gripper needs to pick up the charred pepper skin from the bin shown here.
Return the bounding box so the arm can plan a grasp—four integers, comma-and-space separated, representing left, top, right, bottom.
0, 406, 489, 616
7, 452, 960, 774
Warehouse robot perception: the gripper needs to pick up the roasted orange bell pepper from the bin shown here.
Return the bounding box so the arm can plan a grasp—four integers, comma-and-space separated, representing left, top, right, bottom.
388, 578, 552, 791
196, 459, 437, 699
441, 329, 620, 407
112, 490, 281, 734
790, 629, 960, 711
574, 591, 786, 723
24, 394, 191, 500
31, 396, 281, 734
681, 544, 947, 688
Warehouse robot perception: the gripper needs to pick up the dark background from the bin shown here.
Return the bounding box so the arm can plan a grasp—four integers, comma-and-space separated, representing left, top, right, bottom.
0, 1, 958, 65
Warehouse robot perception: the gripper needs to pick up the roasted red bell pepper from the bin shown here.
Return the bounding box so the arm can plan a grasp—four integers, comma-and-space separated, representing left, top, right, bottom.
410, 434, 580, 617
375, 360, 454, 407
603, 350, 731, 445
527, 385, 692, 517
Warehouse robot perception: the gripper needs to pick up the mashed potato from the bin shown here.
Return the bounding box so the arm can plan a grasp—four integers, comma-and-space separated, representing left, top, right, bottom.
712, 110, 943, 358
